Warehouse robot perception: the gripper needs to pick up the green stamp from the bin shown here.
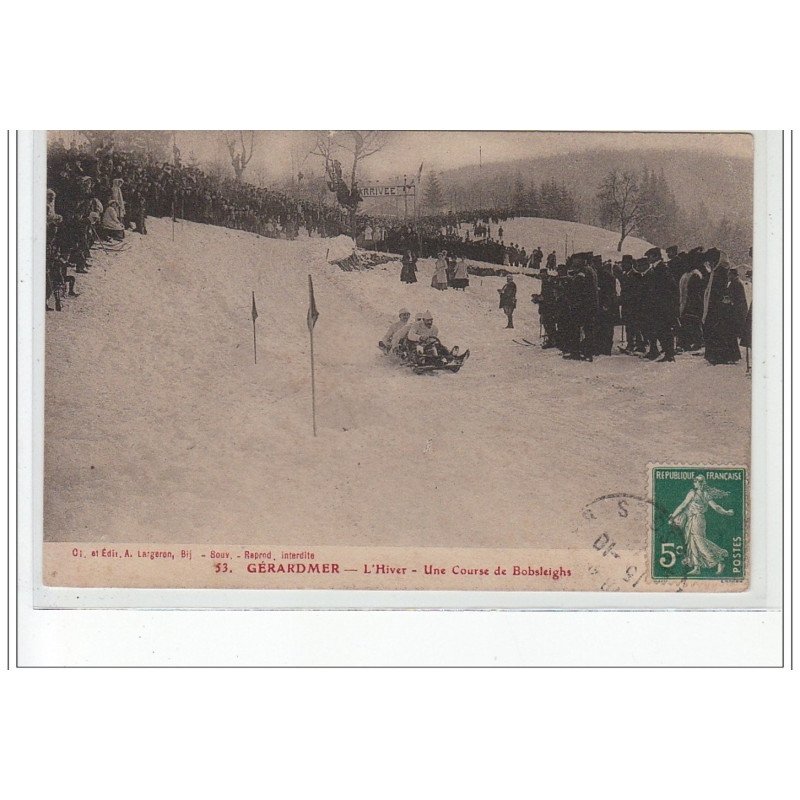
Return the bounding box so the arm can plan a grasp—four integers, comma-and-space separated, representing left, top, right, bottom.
651, 467, 746, 581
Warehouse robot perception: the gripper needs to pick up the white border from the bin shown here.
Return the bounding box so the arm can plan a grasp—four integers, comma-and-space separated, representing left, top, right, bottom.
14, 130, 786, 665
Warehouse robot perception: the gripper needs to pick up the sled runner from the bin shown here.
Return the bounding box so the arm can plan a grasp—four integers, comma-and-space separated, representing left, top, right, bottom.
381, 336, 470, 374
412, 349, 470, 374
404, 337, 469, 374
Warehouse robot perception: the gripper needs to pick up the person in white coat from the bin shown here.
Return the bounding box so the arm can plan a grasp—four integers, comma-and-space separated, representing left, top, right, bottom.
431, 252, 449, 290
110, 178, 126, 225
101, 200, 125, 240
380, 308, 411, 351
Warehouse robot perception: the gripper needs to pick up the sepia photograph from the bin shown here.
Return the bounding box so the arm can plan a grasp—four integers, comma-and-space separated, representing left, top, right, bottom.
41, 130, 754, 591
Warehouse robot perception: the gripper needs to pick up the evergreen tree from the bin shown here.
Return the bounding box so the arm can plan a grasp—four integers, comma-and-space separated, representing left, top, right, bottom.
527, 183, 540, 217
424, 171, 444, 211
538, 179, 578, 221
539, 180, 557, 218
558, 182, 578, 221
512, 173, 528, 212
636, 167, 680, 247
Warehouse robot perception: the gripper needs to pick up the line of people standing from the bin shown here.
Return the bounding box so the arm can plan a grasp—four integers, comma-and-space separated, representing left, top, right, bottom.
535, 247, 750, 366
400, 250, 470, 291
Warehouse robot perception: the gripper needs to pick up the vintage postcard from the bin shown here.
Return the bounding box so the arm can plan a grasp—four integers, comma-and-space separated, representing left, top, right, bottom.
40, 130, 756, 593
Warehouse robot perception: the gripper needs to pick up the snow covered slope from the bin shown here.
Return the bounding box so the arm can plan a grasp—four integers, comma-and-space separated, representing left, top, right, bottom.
486, 216, 654, 262
44, 218, 750, 549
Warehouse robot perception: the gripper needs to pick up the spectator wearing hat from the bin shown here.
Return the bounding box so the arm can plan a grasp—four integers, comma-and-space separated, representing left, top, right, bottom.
648, 256, 680, 362
498, 274, 517, 328
128, 187, 148, 235
677, 254, 706, 352
596, 260, 619, 355
620, 258, 650, 354
537, 267, 558, 347
703, 253, 745, 365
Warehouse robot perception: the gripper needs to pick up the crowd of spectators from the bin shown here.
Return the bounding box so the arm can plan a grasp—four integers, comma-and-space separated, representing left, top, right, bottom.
45, 137, 353, 310
45, 135, 539, 312
45, 136, 752, 374
534, 247, 751, 367
362, 210, 556, 266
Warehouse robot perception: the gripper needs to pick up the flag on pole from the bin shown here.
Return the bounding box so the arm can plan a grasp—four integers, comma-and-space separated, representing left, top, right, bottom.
307, 275, 319, 332
416, 161, 424, 185
251, 291, 259, 364
307, 275, 319, 437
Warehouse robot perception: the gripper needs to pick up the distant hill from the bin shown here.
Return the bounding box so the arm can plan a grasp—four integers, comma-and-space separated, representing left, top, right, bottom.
440, 147, 754, 228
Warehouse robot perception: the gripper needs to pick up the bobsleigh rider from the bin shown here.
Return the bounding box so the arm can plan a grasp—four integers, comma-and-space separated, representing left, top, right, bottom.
379, 308, 469, 373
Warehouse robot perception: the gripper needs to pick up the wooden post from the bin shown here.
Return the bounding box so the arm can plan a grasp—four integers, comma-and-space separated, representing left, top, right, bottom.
307, 275, 319, 437
414, 187, 421, 257
478, 146, 482, 209
251, 291, 258, 364
310, 326, 317, 437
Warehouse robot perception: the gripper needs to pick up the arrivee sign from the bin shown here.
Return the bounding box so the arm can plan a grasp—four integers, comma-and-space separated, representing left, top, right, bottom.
358, 184, 416, 198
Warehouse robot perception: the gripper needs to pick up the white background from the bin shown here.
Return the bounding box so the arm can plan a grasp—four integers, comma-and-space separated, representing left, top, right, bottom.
2, 1, 797, 797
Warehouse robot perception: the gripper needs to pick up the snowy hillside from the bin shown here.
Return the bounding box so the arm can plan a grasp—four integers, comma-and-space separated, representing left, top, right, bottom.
488, 216, 654, 263
44, 218, 750, 549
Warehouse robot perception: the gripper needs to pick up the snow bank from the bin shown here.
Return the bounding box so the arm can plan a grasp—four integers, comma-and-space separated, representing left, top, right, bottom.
462, 216, 655, 263
325, 234, 356, 263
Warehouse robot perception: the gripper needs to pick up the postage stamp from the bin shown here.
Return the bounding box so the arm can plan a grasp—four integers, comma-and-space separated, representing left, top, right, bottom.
650, 467, 747, 582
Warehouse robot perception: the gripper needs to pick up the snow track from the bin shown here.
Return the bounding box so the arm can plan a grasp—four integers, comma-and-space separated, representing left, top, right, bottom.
45, 218, 750, 549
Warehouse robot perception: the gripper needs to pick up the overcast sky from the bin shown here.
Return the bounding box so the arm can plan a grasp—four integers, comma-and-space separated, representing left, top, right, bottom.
176, 130, 752, 185
54, 130, 753, 186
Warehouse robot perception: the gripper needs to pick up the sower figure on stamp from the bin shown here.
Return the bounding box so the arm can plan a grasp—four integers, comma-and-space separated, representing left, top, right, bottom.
668, 475, 734, 575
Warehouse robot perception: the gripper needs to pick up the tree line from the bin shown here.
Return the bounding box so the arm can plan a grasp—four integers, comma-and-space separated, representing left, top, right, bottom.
597, 167, 751, 263
423, 170, 580, 223
426, 163, 751, 264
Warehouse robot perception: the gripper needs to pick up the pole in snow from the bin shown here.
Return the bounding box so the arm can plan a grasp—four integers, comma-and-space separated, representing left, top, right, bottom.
251, 292, 258, 364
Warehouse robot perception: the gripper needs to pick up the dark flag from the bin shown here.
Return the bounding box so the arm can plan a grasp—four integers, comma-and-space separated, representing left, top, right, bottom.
307, 275, 319, 332
307, 275, 319, 436
251, 291, 259, 364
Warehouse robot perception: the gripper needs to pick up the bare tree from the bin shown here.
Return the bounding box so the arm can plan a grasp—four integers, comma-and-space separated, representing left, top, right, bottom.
310, 130, 389, 239
597, 170, 644, 251
223, 131, 256, 182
